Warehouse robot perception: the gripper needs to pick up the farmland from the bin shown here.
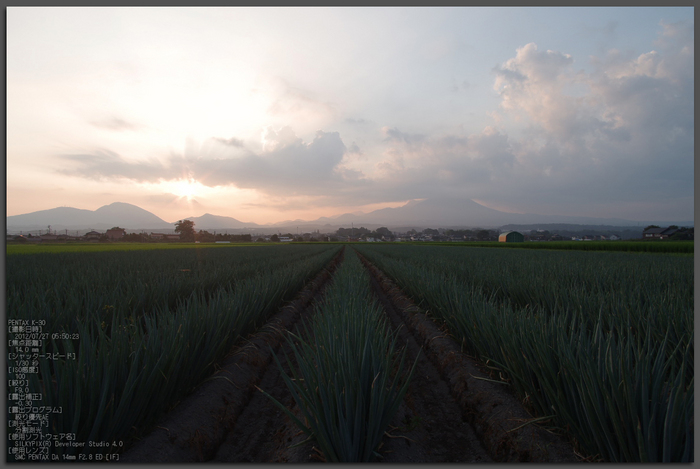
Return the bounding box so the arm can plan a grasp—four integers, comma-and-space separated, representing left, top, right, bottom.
5, 242, 269, 255
354, 244, 694, 462
6, 243, 693, 462
414, 240, 694, 254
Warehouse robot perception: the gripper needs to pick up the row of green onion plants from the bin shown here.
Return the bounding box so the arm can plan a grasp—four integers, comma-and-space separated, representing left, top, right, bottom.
262, 249, 417, 462
7, 245, 333, 337
354, 244, 693, 462
7, 245, 341, 460
429, 240, 693, 253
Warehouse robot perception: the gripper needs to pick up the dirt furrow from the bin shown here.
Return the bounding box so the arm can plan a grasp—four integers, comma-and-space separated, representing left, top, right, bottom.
121, 245, 579, 463
373, 274, 493, 462
210, 290, 322, 463
119, 247, 344, 463
357, 250, 579, 463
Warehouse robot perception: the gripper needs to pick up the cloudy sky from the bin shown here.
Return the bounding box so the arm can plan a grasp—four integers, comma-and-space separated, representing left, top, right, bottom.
7, 7, 694, 224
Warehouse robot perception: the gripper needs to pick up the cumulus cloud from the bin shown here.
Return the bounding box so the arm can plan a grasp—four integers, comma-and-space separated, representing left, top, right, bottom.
481, 21, 693, 215
382, 127, 425, 145
58, 127, 364, 199
55, 21, 692, 220
358, 21, 693, 216
493, 42, 597, 146
58, 149, 184, 182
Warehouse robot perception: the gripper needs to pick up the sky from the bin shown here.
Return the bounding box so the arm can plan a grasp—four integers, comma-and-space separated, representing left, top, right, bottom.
6, 7, 694, 224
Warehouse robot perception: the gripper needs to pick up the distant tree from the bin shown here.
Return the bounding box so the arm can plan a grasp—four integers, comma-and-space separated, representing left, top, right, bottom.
256, 237, 266, 242
123, 232, 148, 243
423, 228, 439, 236
270, 234, 280, 242
644, 225, 660, 231
336, 227, 371, 238
196, 230, 216, 243
670, 227, 693, 241
231, 234, 252, 242
175, 220, 196, 242
198, 230, 217, 242
477, 230, 491, 241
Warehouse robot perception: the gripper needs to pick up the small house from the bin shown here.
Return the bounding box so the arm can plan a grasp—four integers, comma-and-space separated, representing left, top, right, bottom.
643, 227, 679, 239
499, 231, 524, 243
84, 231, 101, 242
106, 227, 126, 240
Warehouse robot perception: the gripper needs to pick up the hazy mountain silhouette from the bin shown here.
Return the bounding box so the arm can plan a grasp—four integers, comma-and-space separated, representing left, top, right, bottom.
301, 198, 505, 227
7, 202, 173, 231
6, 199, 691, 233
180, 213, 261, 230
293, 198, 655, 228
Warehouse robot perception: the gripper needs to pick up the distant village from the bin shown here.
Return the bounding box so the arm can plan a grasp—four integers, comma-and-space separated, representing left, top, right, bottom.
5, 223, 693, 244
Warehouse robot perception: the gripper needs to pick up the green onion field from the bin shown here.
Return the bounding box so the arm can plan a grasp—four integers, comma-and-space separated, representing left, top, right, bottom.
6, 242, 693, 462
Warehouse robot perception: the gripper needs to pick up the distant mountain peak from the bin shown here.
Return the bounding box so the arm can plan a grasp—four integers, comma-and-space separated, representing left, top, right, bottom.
7, 202, 172, 231
176, 213, 257, 229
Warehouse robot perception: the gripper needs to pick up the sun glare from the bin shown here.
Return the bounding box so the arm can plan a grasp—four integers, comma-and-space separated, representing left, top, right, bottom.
172, 178, 198, 201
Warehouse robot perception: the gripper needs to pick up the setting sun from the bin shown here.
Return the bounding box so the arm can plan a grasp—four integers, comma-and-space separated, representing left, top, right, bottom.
172, 178, 198, 201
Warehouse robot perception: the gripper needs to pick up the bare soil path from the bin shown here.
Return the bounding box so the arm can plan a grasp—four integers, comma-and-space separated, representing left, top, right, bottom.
119, 248, 344, 463
120, 246, 579, 463
358, 250, 579, 463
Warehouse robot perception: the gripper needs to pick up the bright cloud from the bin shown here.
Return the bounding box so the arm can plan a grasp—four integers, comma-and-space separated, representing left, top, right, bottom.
7, 8, 694, 223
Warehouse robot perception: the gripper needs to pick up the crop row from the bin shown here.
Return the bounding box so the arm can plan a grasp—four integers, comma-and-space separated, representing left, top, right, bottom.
354, 244, 693, 462
7, 245, 341, 460
263, 249, 416, 462
427, 240, 693, 253
7, 245, 332, 338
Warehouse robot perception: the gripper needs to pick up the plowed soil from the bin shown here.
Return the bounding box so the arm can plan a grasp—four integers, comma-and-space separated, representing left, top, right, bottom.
119, 247, 579, 463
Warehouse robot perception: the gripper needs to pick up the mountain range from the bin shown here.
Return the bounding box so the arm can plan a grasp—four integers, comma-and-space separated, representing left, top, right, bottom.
5, 203, 174, 232
5, 200, 693, 234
